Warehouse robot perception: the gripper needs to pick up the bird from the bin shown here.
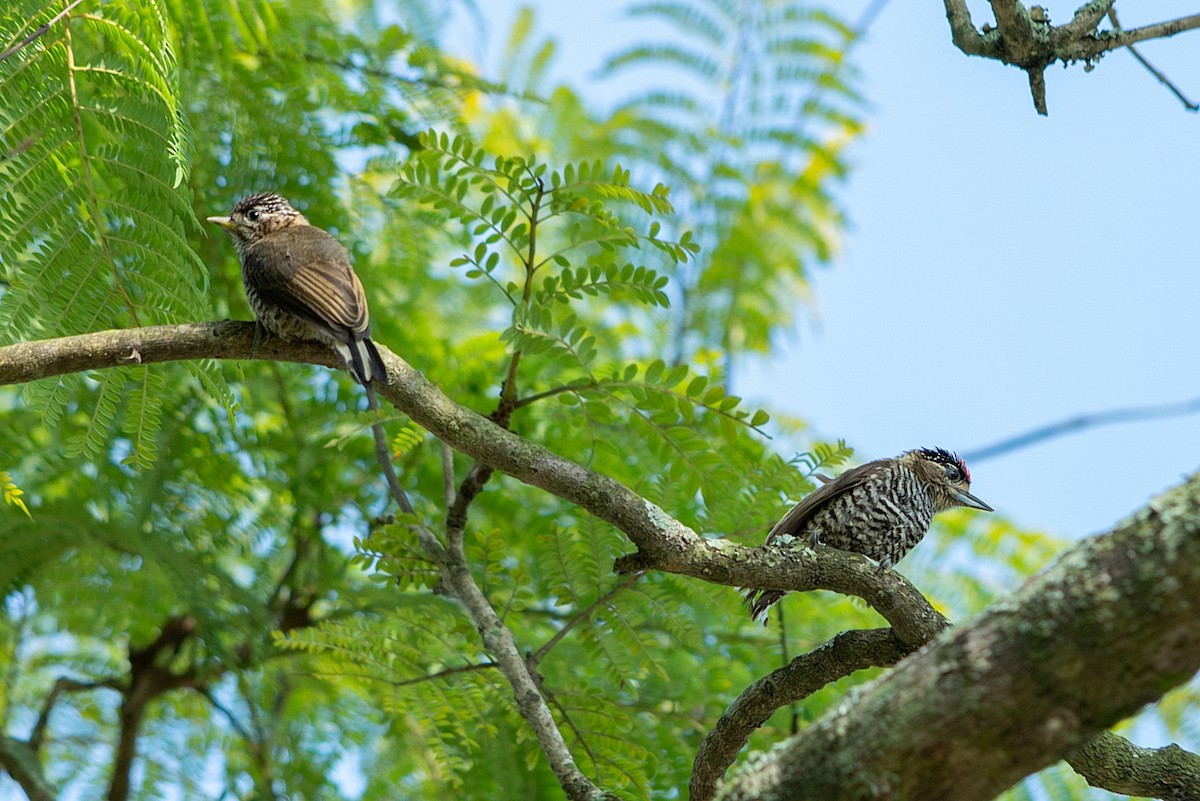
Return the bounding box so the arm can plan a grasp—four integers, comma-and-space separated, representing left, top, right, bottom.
744, 447, 993, 623
207, 192, 387, 386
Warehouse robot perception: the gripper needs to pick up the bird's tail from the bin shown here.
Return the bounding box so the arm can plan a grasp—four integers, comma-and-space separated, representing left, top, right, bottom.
344, 336, 388, 386
743, 588, 786, 626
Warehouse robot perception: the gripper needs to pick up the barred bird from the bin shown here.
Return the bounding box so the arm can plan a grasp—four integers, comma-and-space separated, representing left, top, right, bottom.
207, 192, 387, 386
745, 448, 992, 623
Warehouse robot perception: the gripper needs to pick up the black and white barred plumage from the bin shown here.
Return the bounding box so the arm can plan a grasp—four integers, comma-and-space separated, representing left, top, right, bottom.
745, 448, 992, 623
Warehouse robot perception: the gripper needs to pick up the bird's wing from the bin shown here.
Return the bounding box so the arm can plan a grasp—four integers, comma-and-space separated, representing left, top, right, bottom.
245, 226, 370, 340
764, 460, 887, 543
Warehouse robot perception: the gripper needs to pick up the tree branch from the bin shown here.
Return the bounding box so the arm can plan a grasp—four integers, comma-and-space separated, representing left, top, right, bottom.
716, 471, 1200, 801
1051, 0, 1115, 44
962, 395, 1200, 462
1107, 9, 1199, 112
1068, 13, 1200, 59
942, 0, 997, 58
1069, 730, 1200, 801
691, 628, 908, 801
0, 0, 84, 63
31, 676, 122, 750
0, 735, 55, 801
941, 1, 1200, 115
3, 324, 1196, 798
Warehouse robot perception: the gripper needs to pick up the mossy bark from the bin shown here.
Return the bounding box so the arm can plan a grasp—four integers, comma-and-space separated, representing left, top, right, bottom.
717, 473, 1200, 801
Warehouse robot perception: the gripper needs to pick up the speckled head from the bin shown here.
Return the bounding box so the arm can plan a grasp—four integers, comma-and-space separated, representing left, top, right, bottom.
917, 447, 971, 483
207, 192, 309, 249
911, 447, 991, 512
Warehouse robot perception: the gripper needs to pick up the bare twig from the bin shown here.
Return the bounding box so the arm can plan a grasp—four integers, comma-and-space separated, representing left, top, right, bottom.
0, 0, 84, 62
390, 661, 499, 688
441, 489, 606, 799
31, 676, 122, 750
199, 688, 255, 743
364, 385, 414, 516
528, 573, 642, 668
962, 396, 1200, 463
1108, 9, 1199, 112
1090, 13, 1200, 53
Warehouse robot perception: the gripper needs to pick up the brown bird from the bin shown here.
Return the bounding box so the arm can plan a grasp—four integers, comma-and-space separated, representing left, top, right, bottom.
207, 192, 386, 385
745, 447, 992, 623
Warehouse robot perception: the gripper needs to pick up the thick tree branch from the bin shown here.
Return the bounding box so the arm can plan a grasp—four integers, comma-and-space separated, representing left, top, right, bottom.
110, 615, 204, 801
1070, 730, 1200, 801
716, 471, 1200, 801
943, 0, 998, 58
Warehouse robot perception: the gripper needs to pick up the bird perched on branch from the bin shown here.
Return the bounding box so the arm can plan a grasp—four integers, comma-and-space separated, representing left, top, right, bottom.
745, 447, 992, 623
207, 192, 386, 386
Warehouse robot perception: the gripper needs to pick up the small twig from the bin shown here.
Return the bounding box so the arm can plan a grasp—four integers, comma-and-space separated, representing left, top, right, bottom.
0, 0, 84, 62
528, 573, 642, 668
514, 384, 598, 410
1028, 68, 1048, 116
364, 385, 414, 516
440, 440, 456, 510
1109, 9, 1199, 112
962, 396, 1200, 463
1101, 13, 1200, 51
31, 676, 122, 750
1061, 12, 1200, 63
390, 661, 499, 688
198, 688, 255, 743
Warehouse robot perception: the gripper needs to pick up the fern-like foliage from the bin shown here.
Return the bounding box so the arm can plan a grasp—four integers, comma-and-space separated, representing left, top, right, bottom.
599, 0, 864, 362
0, 0, 222, 465
0, 0, 205, 335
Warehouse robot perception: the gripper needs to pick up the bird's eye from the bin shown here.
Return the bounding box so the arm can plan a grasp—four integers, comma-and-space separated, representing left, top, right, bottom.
246, 209, 261, 222
944, 464, 963, 482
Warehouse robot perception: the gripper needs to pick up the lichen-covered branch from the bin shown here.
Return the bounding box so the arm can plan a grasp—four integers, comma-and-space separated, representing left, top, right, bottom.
941, 0, 1200, 114
716, 471, 1200, 801
1070, 730, 1200, 801
438, 537, 608, 801
438, 451, 607, 798
690, 628, 909, 801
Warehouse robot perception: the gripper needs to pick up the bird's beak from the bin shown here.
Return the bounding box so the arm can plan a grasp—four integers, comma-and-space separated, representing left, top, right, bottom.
206, 215, 234, 230
955, 487, 994, 512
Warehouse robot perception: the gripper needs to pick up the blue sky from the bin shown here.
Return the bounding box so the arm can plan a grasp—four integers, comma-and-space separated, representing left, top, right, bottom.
452, 1, 1200, 540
